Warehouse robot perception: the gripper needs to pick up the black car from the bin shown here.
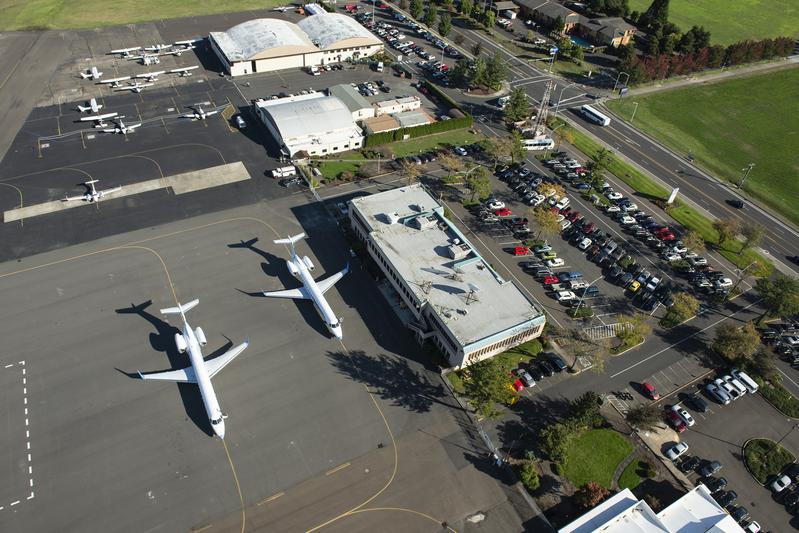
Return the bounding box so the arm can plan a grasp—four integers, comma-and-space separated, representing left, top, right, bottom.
714, 490, 737, 507
528, 364, 545, 381
548, 355, 567, 372
687, 394, 709, 413
704, 476, 728, 493
519, 260, 544, 270
730, 506, 749, 523
279, 176, 302, 187
538, 360, 555, 377
727, 199, 744, 209
784, 489, 799, 509
700, 461, 722, 477
678, 455, 701, 473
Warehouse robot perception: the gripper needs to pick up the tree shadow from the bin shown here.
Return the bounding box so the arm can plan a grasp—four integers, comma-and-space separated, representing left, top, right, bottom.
632, 478, 685, 510
114, 300, 212, 436
326, 349, 458, 413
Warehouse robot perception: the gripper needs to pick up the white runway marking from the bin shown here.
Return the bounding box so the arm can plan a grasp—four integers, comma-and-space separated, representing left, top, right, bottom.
0, 360, 35, 510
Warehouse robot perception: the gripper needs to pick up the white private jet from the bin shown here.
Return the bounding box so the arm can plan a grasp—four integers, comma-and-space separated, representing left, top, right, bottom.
79, 111, 118, 128
263, 233, 349, 339
181, 103, 219, 120
63, 179, 122, 202
137, 299, 249, 439
102, 118, 141, 134
100, 76, 132, 88
110, 46, 142, 57
170, 66, 199, 77
114, 81, 154, 93
135, 70, 166, 82
77, 98, 103, 113
80, 66, 103, 80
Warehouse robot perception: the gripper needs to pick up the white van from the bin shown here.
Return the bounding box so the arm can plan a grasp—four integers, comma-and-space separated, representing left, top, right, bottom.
376, 61, 384, 72
731, 369, 759, 393
555, 197, 570, 210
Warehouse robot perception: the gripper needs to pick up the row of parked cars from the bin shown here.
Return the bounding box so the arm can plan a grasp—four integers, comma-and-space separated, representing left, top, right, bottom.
510, 354, 568, 391
704, 368, 759, 406
762, 322, 799, 361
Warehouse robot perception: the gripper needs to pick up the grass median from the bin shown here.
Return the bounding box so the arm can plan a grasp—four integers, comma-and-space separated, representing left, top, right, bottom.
744, 438, 795, 484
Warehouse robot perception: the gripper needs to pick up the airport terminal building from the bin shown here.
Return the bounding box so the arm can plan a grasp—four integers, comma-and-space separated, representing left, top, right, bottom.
348, 185, 546, 369
210, 14, 383, 76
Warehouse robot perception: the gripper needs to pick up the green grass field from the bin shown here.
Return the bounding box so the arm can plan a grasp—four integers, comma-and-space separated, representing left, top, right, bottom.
627, 0, 799, 45
607, 68, 799, 226
563, 429, 633, 489
0, 0, 284, 30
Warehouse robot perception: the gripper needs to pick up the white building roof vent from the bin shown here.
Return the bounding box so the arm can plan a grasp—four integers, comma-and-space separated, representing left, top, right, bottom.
411, 214, 437, 230
447, 243, 471, 260
384, 212, 400, 224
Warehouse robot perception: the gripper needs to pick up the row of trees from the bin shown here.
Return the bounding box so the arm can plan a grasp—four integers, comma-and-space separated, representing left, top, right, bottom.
450, 51, 508, 91
619, 36, 795, 85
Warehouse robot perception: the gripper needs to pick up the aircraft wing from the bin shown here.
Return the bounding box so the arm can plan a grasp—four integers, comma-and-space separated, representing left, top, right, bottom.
317, 264, 349, 294
262, 287, 309, 300
206, 340, 249, 379
138, 366, 197, 383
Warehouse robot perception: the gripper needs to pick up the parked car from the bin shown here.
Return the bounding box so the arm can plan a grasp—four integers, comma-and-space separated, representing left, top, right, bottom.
714, 490, 737, 507
538, 360, 555, 377
666, 410, 686, 432
515, 368, 536, 387
665, 442, 689, 461
678, 455, 701, 473
705, 383, 731, 405
545, 258, 565, 268
671, 404, 695, 427
771, 474, 792, 493
686, 394, 709, 413
730, 506, 749, 523
642, 382, 660, 400
548, 355, 567, 372
705, 476, 727, 494
700, 461, 722, 477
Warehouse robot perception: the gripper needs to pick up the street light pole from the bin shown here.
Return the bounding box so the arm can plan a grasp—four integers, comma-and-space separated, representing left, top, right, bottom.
554, 82, 579, 116
738, 163, 755, 188
612, 71, 629, 93
630, 101, 639, 123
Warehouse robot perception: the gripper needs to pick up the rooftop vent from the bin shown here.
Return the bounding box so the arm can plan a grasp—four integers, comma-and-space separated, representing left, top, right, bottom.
446, 243, 471, 260
384, 212, 400, 225
411, 214, 437, 230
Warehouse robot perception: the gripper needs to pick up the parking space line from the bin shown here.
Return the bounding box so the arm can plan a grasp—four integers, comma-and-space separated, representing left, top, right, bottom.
257, 492, 284, 506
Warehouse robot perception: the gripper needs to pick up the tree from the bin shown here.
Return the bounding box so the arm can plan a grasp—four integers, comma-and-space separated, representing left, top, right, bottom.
536, 182, 566, 200
641, 0, 669, 29
626, 403, 661, 432
399, 0, 409, 10
471, 42, 483, 57
450, 58, 471, 87
509, 131, 526, 164
740, 222, 764, 255
484, 136, 511, 167
460, 0, 473, 18
552, 126, 574, 150
462, 358, 517, 417
662, 292, 699, 326
681, 230, 705, 254
755, 275, 799, 323
677, 31, 695, 54
646, 32, 661, 56
570, 45, 584, 62
539, 421, 577, 462
751, 349, 780, 384
585, 148, 611, 188
410, 0, 424, 20
453, 33, 464, 46
712, 217, 740, 246
519, 461, 541, 491
484, 51, 507, 91
400, 160, 421, 186
503, 87, 531, 124
465, 167, 492, 201
553, 15, 565, 34
482, 9, 496, 29
472, 56, 488, 88
438, 13, 452, 36
616, 313, 652, 345
423, 6, 438, 28
531, 206, 561, 239
526, 30, 535, 44
438, 153, 464, 179
574, 482, 610, 510
711, 321, 760, 362
570, 391, 603, 429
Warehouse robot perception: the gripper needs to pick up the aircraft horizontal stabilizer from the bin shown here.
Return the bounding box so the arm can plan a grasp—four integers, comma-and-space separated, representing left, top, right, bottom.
274, 233, 306, 246
160, 299, 199, 315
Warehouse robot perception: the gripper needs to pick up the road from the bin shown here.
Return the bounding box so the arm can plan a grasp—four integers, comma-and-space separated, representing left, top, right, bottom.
417, 12, 799, 273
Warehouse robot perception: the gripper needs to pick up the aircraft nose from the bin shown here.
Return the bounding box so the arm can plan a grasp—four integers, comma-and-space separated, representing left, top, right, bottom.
213, 420, 226, 439
333, 327, 343, 340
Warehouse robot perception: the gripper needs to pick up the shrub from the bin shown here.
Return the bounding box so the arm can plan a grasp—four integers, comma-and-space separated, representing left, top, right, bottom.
339, 170, 355, 181
519, 461, 541, 492
760, 383, 799, 418
744, 438, 795, 484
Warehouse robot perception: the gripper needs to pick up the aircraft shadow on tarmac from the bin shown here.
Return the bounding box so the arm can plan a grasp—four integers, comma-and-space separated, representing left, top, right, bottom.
228, 237, 330, 338
114, 300, 233, 437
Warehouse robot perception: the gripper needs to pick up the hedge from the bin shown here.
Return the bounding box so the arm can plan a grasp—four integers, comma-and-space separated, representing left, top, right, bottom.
364, 115, 473, 147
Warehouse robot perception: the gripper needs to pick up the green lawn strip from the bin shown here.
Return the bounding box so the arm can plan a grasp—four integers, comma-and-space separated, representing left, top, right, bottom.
760, 383, 799, 418
549, 118, 772, 274
317, 152, 366, 181
626, 0, 799, 45
743, 438, 796, 484
563, 428, 633, 489
446, 371, 466, 394
0, 0, 286, 30
447, 339, 541, 393
606, 69, 799, 227
389, 130, 484, 158
618, 458, 649, 490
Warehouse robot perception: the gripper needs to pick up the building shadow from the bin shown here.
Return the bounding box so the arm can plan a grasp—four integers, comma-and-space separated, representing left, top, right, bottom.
114, 300, 213, 436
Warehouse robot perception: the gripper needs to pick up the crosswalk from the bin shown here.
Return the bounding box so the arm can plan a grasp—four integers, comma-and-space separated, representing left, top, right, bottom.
583, 321, 630, 340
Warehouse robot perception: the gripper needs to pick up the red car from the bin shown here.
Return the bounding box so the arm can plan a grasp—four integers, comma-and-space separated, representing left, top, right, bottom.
512, 378, 525, 392
560, 206, 572, 215
513, 246, 532, 256
654, 227, 673, 235
495, 208, 512, 216
658, 232, 676, 241
642, 381, 660, 400
567, 211, 581, 222
666, 410, 687, 433
542, 275, 560, 285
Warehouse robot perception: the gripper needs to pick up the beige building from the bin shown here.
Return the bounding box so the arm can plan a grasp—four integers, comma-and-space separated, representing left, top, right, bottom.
374, 96, 421, 117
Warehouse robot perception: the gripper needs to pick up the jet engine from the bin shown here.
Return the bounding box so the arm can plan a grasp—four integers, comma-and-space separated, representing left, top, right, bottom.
174, 333, 188, 353
194, 327, 207, 346
302, 256, 315, 271
287, 261, 300, 277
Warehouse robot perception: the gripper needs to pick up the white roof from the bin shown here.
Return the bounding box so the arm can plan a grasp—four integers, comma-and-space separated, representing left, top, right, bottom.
349, 185, 543, 349
210, 18, 316, 62
298, 13, 381, 49
256, 93, 359, 140
657, 485, 744, 533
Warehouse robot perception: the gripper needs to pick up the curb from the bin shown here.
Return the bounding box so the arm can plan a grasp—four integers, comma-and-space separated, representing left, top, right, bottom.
741, 437, 795, 487
611, 338, 644, 357
757, 386, 799, 421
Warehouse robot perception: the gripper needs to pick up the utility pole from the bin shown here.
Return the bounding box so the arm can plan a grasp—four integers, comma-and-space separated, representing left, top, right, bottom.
738, 163, 755, 188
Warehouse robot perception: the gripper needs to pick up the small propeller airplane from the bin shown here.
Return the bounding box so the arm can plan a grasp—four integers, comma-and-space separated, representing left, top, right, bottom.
169, 66, 199, 77
63, 179, 122, 203
76, 98, 103, 113
78, 111, 118, 128
135, 70, 166, 82
174, 38, 203, 46
80, 66, 103, 80
127, 53, 161, 65
113, 81, 154, 93
110, 46, 142, 57
102, 117, 142, 134
162, 45, 194, 57
99, 76, 132, 88
144, 43, 171, 52
181, 103, 219, 121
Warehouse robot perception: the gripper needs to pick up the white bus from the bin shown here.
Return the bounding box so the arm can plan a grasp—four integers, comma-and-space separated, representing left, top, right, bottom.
523, 137, 555, 151
580, 105, 611, 126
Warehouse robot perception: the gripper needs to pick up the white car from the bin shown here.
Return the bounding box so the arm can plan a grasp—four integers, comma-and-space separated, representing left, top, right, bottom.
689, 256, 708, 266
606, 191, 623, 201
578, 238, 592, 251
606, 205, 621, 213
671, 405, 695, 427
545, 258, 565, 268
771, 474, 792, 493
555, 290, 576, 302
663, 252, 682, 262
532, 194, 546, 207
715, 278, 733, 289
533, 244, 552, 254
560, 220, 572, 230
620, 216, 636, 225
670, 243, 688, 254
744, 522, 761, 533
665, 442, 689, 461
453, 146, 468, 156
622, 202, 638, 211
715, 378, 740, 400
556, 197, 570, 210
487, 200, 505, 210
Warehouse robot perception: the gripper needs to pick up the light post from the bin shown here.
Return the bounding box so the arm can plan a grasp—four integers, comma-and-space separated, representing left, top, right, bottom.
728, 260, 759, 299
554, 82, 579, 115
738, 163, 755, 188
549, 122, 566, 153
573, 275, 603, 316
612, 71, 629, 93
630, 101, 639, 122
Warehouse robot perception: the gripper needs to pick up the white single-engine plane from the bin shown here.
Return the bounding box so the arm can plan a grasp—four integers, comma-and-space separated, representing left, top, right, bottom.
137, 299, 249, 438
80, 66, 103, 80
181, 103, 219, 121
263, 233, 348, 339
77, 98, 103, 113
63, 179, 122, 203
